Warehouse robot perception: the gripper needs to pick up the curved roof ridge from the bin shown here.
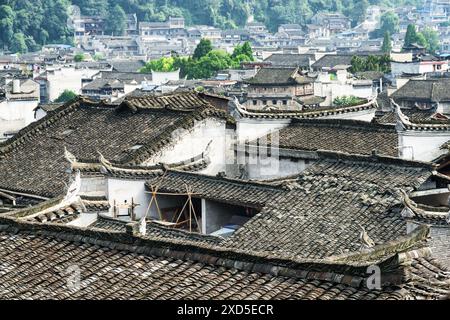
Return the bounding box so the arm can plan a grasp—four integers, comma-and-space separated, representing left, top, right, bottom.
316, 150, 438, 170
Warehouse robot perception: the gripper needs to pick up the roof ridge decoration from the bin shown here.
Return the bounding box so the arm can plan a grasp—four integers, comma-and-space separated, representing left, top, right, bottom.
393, 98, 450, 131
233, 96, 378, 119
65, 144, 211, 176
399, 190, 450, 225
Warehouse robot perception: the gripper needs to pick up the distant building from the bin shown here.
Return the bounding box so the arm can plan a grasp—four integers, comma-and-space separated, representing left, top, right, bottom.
139, 17, 187, 37
244, 67, 315, 110
0, 78, 40, 140
73, 16, 105, 39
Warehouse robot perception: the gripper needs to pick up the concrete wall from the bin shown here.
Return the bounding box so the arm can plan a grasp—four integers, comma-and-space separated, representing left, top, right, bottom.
398, 130, 450, 161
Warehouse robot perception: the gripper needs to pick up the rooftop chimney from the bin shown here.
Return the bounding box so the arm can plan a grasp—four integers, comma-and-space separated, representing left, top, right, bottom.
12, 79, 21, 94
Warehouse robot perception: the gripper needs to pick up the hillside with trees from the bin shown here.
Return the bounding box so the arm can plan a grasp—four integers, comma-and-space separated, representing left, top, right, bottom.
0, 0, 423, 53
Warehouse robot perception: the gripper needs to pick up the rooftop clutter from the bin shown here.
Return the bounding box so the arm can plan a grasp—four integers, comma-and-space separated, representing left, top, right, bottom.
1, 90, 450, 300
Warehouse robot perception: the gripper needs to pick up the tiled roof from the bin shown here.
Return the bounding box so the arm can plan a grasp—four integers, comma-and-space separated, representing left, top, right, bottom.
90, 215, 223, 246
99, 71, 151, 83
312, 53, 384, 70
391, 79, 450, 102
224, 152, 436, 259
266, 119, 398, 157
110, 60, 146, 73
0, 93, 231, 197
264, 54, 314, 68
82, 78, 124, 91
145, 170, 285, 209
35, 103, 63, 113
0, 217, 448, 299
245, 67, 314, 85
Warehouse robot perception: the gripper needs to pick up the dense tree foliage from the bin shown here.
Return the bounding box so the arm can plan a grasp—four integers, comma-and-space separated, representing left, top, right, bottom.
370, 11, 399, 38
0, 0, 424, 52
0, 0, 72, 52
192, 39, 213, 60
74, 53, 85, 62
381, 32, 392, 53
403, 24, 439, 53
141, 40, 254, 79
55, 89, 77, 103
350, 55, 391, 73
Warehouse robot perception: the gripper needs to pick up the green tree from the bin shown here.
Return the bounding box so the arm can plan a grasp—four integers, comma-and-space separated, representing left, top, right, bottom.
421, 27, 440, 53
349, 0, 369, 27
382, 32, 392, 53
105, 4, 127, 36
0, 5, 14, 49
415, 32, 428, 48
10, 33, 27, 53
55, 90, 77, 103
350, 55, 391, 73
74, 53, 85, 62
404, 24, 417, 47
140, 57, 176, 73
193, 39, 213, 60
379, 11, 399, 36
232, 41, 254, 61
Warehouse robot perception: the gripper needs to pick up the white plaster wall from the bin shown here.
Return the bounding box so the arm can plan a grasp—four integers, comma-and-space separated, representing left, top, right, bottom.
0, 99, 39, 137
314, 82, 373, 106
245, 153, 312, 180
437, 102, 450, 114
320, 108, 376, 122
47, 67, 101, 101
391, 62, 420, 77
34, 108, 47, 121
151, 70, 180, 85
107, 178, 151, 219
236, 118, 291, 143
145, 118, 230, 175
398, 131, 450, 161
